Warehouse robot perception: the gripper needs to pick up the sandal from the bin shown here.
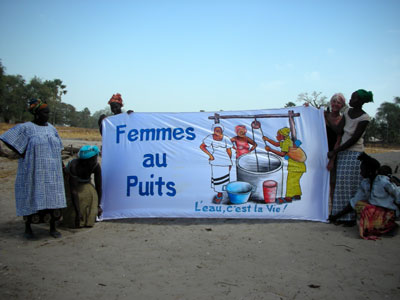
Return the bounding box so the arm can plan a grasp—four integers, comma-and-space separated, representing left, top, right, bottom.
213, 194, 223, 204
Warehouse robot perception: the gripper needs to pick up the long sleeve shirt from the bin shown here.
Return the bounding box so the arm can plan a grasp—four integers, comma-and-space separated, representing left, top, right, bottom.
350, 175, 400, 216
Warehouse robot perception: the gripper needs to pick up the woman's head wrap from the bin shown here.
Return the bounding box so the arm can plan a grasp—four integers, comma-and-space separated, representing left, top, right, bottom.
78, 145, 100, 159
212, 123, 224, 132
330, 93, 346, 107
235, 125, 247, 135
278, 127, 291, 137
108, 93, 123, 107
28, 98, 48, 115
356, 89, 373, 104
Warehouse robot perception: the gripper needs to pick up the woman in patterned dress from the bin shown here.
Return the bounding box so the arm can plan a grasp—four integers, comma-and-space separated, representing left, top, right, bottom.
0, 99, 66, 239
328, 90, 373, 226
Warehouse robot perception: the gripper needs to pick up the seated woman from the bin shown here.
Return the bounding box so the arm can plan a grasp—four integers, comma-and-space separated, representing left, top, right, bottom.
62, 145, 102, 228
329, 153, 400, 240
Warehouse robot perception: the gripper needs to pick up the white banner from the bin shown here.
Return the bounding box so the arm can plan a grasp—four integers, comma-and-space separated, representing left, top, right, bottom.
101, 106, 329, 221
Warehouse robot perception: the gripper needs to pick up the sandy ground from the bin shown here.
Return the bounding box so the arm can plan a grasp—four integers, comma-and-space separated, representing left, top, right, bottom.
0, 142, 400, 300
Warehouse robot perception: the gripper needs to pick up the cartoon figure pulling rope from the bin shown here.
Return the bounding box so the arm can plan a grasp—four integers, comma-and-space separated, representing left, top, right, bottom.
262, 127, 307, 204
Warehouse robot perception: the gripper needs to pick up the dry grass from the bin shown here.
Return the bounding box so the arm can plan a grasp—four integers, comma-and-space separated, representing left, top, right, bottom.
0, 123, 101, 141
56, 126, 101, 141
1, 123, 399, 150
365, 147, 400, 154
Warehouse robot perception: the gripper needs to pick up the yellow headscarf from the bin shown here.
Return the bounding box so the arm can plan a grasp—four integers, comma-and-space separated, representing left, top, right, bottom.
278, 127, 291, 137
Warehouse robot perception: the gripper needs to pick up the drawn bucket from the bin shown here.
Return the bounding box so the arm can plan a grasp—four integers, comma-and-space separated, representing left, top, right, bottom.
237, 152, 284, 202
223, 181, 256, 204
263, 180, 277, 203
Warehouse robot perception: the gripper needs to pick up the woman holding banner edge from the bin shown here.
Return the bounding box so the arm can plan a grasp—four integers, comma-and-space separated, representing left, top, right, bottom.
328, 89, 372, 226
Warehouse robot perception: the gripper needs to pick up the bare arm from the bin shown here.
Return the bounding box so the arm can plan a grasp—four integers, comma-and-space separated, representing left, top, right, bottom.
247, 137, 257, 151
265, 145, 285, 157
325, 113, 344, 135
332, 120, 369, 155
262, 136, 280, 147
0, 139, 24, 158
200, 142, 214, 160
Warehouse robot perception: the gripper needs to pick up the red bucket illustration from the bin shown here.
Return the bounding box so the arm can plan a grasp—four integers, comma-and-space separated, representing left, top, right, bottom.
263, 180, 277, 203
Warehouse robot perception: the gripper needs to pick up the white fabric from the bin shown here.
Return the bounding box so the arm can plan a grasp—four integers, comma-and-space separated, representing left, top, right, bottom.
101, 106, 329, 221
202, 134, 233, 166
341, 108, 370, 152
211, 165, 230, 192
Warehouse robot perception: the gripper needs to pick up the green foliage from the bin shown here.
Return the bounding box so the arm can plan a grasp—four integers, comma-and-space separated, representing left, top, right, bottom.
0, 62, 106, 128
372, 97, 400, 144
284, 101, 296, 108
1, 59, 399, 144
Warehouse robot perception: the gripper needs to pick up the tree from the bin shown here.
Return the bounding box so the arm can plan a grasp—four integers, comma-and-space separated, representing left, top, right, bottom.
43, 79, 67, 125
297, 91, 328, 109
75, 107, 92, 128
0, 60, 5, 101
0, 74, 27, 123
90, 106, 113, 128
375, 97, 400, 144
364, 118, 381, 142
284, 101, 296, 108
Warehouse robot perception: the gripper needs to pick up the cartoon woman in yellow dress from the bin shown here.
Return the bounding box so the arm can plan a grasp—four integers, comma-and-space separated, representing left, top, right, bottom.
263, 127, 306, 204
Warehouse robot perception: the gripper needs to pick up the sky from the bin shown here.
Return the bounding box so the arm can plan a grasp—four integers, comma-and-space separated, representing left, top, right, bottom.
1, 0, 399, 117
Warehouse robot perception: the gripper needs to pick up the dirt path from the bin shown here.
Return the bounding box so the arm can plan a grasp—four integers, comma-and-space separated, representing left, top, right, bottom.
0, 148, 399, 300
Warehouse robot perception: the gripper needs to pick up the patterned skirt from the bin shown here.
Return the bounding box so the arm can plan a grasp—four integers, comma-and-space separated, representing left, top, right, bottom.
331, 151, 362, 221
23, 209, 62, 223
355, 201, 397, 240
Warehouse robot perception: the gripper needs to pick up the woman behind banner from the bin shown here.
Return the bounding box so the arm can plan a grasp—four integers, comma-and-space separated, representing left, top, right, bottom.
62, 145, 102, 228
328, 89, 373, 226
0, 99, 66, 239
200, 123, 233, 204
325, 93, 346, 209
98, 93, 133, 135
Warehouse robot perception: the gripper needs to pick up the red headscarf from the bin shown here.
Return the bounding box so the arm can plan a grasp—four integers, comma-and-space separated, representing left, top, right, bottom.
108, 93, 123, 107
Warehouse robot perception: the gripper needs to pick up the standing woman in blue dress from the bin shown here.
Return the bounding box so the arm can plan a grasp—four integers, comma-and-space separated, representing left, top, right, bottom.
0, 99, 66, 239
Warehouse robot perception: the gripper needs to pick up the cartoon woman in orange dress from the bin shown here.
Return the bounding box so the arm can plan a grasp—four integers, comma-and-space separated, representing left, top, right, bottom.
230, 125, 257, 158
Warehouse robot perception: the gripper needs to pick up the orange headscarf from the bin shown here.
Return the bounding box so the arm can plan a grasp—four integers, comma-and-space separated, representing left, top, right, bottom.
28, 99, 48, 115
108, 93, 123, 107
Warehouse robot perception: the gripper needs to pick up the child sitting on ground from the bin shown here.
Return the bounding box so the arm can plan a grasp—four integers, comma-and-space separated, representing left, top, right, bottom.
379, 165, 400, 186
329, 153, 400, 240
